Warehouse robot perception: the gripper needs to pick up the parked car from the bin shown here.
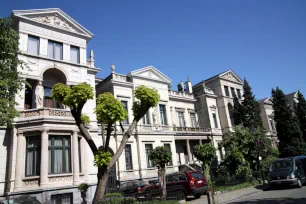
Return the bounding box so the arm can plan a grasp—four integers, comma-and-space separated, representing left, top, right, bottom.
117, 180, 148, 197
0, 195, 40, 204
140, 171, 208, 200
267, 156, 306, 188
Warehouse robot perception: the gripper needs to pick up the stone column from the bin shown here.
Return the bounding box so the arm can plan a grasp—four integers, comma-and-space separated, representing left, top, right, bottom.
15, 132, 26, 190
72, 131, 80, 185
199, 140, 202, 145
81, 137, 89, 182
186, 140, 192, 164
40, 129, 49, 187
135, 133, 143, 180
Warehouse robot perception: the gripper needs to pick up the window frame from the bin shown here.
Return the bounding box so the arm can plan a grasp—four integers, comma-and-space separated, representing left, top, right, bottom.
125, 144, 133, 170
142, 111, 151, 125
25, 136, 41, 177
48, 136, 71, 174
145, 144, 154, 168
230, 87, 236, 98
177, 111, 185, 127
48, 40, 63, 60
237, 89, 242, 99
70, 46, 80, 64
78, 138, 82, 173
212, 113, 218, 128
121, 100, 129, 124
224, 86, 230, 97
190, 112, 197, 128
27, 35, 40, 56
159, 104, 167, 125
51, 193, 73, 204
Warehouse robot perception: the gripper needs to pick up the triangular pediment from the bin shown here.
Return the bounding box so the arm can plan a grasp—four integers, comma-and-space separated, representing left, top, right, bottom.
219, 70, 243, 84
130, 66, 172, 84
12, 8, 93, 39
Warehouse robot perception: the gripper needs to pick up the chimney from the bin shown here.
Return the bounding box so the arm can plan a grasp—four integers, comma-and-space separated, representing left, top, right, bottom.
185, 75, 192, 93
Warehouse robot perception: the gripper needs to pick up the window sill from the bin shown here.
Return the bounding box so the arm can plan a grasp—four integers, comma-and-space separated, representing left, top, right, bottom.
48, 173, 73, 178
145, 167, 157, 170
23, 176, 40, 180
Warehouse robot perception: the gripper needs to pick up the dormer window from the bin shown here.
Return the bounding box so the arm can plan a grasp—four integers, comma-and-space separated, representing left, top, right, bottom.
27, 35, 40, 56
70, 46, 80, 64
48, 40, 63, 60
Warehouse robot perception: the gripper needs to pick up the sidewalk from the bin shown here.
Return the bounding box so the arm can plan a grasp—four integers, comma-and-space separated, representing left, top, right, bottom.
187, 186, 263, 204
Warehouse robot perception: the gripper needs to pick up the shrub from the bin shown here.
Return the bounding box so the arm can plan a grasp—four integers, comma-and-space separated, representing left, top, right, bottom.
104, 192, 122, 199
78, 183, 89, 192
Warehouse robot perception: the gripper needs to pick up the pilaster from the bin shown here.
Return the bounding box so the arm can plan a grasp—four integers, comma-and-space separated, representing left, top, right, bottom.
40, 129, 49, 187
14, 132, 25, 190
72, 131, 80, 185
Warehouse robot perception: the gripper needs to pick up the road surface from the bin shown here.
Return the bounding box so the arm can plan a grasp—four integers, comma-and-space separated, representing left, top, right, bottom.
231, 186, 306, 204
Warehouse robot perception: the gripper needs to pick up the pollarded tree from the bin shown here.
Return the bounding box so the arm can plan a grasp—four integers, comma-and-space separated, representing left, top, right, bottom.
272, 87, 306, 157
295, 91, 306, 143
241, 79, 262, 129
149, 146, 172, 199
0, 18, 24, 126
52, 84, 160, 202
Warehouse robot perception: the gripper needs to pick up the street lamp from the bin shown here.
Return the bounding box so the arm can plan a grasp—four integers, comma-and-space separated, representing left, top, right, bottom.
258, 151, 265, 184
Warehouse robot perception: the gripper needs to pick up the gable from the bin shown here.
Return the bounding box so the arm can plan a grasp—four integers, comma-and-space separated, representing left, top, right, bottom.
219, 70, 243, 84
12, 8, 93, 39
130, 66, 172, 84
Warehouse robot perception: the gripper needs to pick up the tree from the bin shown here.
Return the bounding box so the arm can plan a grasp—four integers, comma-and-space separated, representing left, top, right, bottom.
295, 91, 306, 143
193, 144, 216, 179
233, 79, 262, 129
0, 18, 24, 126
149, 146, 172, 199
232, 96, 244, 126
52, 84, 160, 202
272, 87, 306, 157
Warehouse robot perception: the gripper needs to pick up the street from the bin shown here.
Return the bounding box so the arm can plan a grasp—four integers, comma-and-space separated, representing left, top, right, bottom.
231, 186, 306, 204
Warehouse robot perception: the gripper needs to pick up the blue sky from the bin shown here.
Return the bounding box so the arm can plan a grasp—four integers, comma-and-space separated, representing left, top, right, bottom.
1, 0, 306, 99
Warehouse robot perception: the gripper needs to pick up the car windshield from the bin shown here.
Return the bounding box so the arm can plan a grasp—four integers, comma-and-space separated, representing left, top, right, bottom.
191, 172, 204, 179
272, 159, 293, 170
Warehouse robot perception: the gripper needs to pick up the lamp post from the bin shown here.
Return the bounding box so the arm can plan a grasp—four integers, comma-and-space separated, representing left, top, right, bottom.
258, 156, 265, 184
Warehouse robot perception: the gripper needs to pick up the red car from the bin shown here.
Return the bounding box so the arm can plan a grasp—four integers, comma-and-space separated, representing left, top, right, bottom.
140, 171, 208, 200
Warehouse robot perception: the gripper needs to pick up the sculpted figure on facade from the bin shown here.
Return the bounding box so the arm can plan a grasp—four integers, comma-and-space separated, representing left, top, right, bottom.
178, 80, 185, 92
35, 81, 44, 108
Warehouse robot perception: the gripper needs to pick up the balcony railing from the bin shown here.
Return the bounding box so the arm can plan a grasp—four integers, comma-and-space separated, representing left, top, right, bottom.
168, 90, 194, 99
19, 108, 74, 121
173, 126, 211, 132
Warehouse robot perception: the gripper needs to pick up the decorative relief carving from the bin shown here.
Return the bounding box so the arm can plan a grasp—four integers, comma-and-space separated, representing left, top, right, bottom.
24, 179, 39, 186
210, 105, 217, 111
33, 14, 76, 32
49, 110, 72, 117
221, 72, 239, 83
24, 110, 40, 117
49, 176, 72, 183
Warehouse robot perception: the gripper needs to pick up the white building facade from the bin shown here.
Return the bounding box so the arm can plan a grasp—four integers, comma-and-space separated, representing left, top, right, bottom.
0, 8, 246, 203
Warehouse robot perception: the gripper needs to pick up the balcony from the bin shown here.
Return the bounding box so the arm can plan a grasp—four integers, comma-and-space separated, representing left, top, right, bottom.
173, 126, 211, 133
18, 108, 74, 123
168, 90, 195, 100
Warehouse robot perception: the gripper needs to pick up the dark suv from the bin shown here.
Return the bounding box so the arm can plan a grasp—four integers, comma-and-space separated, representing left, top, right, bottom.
141, 171, 208, 200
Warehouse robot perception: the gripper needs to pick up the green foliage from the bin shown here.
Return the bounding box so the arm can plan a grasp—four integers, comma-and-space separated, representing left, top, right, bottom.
94, 151, 112, 168
295, 91, 306, 143
81, 114, 90, 126
78, 183, 89, 192
0, 18, 24, 126
193, 144, 216, 175
272, 87, 306, 157
261, 156, 278, 175
215, 180, 260, 192
96, 93, 128, 124
104, 193, 122, 198
149, 146, 172, 168
132, 85, 160, 120
52, 83, 94, 108
232, 79, 262, 129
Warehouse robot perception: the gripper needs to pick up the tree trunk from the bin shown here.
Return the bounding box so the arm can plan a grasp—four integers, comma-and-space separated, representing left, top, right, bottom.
93, 167, 109, 203
159, 166, 167, 200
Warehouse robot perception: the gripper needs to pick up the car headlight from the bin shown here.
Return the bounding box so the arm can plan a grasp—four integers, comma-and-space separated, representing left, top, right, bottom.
287, 174, 295, 179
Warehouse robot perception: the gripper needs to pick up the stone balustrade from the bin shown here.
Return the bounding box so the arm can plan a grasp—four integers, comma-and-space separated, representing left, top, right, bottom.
19, 108, 74, 121
173, 126, 211, 133
168, 90, 194, 99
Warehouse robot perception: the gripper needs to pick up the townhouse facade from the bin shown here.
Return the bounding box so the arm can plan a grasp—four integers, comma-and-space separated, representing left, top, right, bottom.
0, 8, 246, 204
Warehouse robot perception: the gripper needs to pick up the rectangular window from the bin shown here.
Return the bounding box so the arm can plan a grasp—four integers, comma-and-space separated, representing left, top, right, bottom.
125, 144, 133, 170
145, 144, 154, 168
121, 101, 129, 124
48, 136, 71, 174
51, 193, 73, 204
78, 138, 82, 173
237, 89, 242, 99
212, 113, 218, 128
70, 46, 80, 64
27, 35, 40, 56
269, 118, 275, 131
142, 111, 150, 125
230, 87, 236, 98
224, 86, 230, 97
48, 40, 63, 60
159, 104, 167, 125
190, 113, 197, 128
25, 136, 40, 176
177, 112, 185, 127
164, 144, 173, 166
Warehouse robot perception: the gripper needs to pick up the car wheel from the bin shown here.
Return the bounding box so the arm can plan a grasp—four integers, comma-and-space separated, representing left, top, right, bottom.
194, 193, 201, 199
177, 190, 186, 200
297, 178, 303, 188
144, 192, 152, 200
